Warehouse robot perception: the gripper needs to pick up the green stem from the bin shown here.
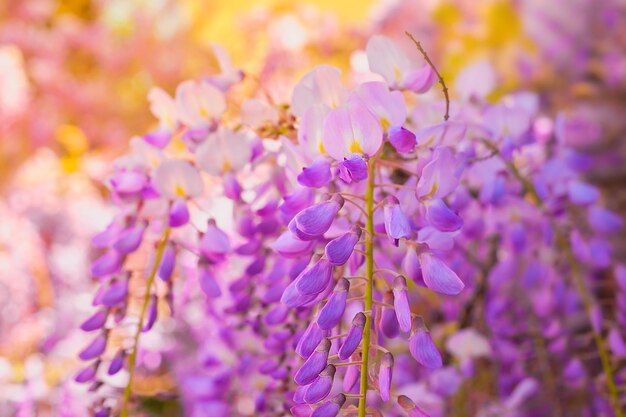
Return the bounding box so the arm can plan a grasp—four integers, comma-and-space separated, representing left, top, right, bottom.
120, 226, 171, 417
357, 160, 376, 417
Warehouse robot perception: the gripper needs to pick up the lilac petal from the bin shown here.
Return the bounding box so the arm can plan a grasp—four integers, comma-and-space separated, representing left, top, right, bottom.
416, 147, 459, 199
338, 154, 368, 184
588, 206, 624, 234
245, 257, 266, 276
393, 276, 412, 332
109, 170, 147, 194
280, 188, 315, 222
235, 239, 262, 256
223, 173, 242, 201
108, 350, 125, 375
293, 197, 343, 240
311, 394, 345, 417
294, 339, 331, 385
198, 267, 221, 298
296, 321, 327, 358
338, 313, 366, 360
142, 295, 158, 332
380, 291, 400, 339
259, 359, 280, 375
389, 126, 417, 153
409, 318, 442, 368
404, 64, 436, 93
143, 127, 171, 148
113, 224, 145, 254
263, 280, 288, 304
256, 215, 279, 237
325, 226, 361, 266
419, 252, 464, 295
91, 250, 122, 278
291, 404, 312, 417
384, 196, 412, 244
568, 180, 600, 205
402, 248, 425, 286
74, 364, 97, 383
425, 199, 463, 232
79, 334, 107, 361
158, 244, 176, 281
397, 395, 430, 417
379, 353, 394, 401
100, 280, 128, 307
296, 259, 333, 296
298, 158, 332, 188
317, 279, 349, 330
281, 280, 316, 308
80, 310, 108, 332
304, 365, 335, 403
199, 220, 230, 261
343, 360, 360, 391
272, 231, 315, 258
169, 198, 190, 227
293, 384, 309, 404
264, 305, 289, 325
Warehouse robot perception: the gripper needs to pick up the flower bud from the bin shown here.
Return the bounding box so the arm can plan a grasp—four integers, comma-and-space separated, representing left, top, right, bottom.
389, 126, 417, 153
113, 223, 146, 254
80, 310, 108, 332
397, 395, 430, 417
91, 250, 122, 278
311, 393, 345, 417
108, 350, 125, 375
74, 363, 98, 383
380, 291, 399, 339
294, 338, 331, 385
424, 199, 463, 232
298, 158, 332, 188
383, 196, 412, 245
296, 259, 333, 296
79, 334, 107, 361
290, 196, 344, 241
325, 226, 361, 266
296, 321, 327, 358
338, 312, 366, 360
158, 243, 176, 281
316, 278, 349, 330
379, 352, 394, 401
409, 317, 442, 368
338, 154, 367, 184
100, 279, 128, 307
304, 364, 335, 403
393, 276, 411, 332
169, 198, 190, 227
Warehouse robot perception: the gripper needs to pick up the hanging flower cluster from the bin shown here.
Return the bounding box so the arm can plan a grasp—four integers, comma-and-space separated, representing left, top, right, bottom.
77, 33, 625, 417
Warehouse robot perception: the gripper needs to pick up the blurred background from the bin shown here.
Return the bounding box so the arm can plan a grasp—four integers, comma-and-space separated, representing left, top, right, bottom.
0, 0, 624, 415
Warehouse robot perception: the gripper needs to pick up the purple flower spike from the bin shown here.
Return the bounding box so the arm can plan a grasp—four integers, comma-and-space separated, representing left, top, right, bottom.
74, 363, 97, 383
310, 393, 346, 417
292, 196, 344, 241
409, 318, 442, 369
108, 350, 125, 375
425, 199, 463, 232
393, 276, 412, 332
199, 220, 231, 262
113, 223, 145, 254
379, 352, 394, 401
317, 278, 350, 330
380, 291, 400, 339
198, 267, 222, 298
294, 338, 331, 385
325, 226, 361, 266
80, 310, 108, 332
338, 154, 368, 184
389, 126, 417, 153
100, 279, 128, 307
91, 250, 122, 278
79, 334, 107, 361
298, 158, 332, 188
296, 259, 333, 296
338, 312, 366, 360
383, 196, 412, 245
419, 252, 464, 295
158, 244, 176, 281
296, 321, 327, 358
343, 359, 360, 391
169, 198, 190, 228
397, 395, 430, 417
304, 364, 336, 404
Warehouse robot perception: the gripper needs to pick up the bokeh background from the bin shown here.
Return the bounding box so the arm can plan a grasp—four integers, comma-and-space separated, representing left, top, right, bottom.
1, 0, 624, 415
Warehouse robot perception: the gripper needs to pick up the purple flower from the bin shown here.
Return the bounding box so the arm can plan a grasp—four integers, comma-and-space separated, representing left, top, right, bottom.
294, 338, 331, 385
100, 279, 129, 307
298, 158, 332, 188
397, 395, 430, 417
393, 276, 412, 332
169, 198, 190, 227
108, 350, 125, 375
338, 312, 366, 360
389, 126, 417, 153
409, 318, 442, 368
199, 220, 231, 262
316, 278, 349, 330
91, 250, 122, 278
74, 364, 97, 383
158, 244, 176, 281
343, 360, 360, 391
425, 199, 463, 232
296, 259, 333, 296
304, 364, 335, 403
113, 223, 146, 254
416, 147, 459, 200
290, 196, 344, 241
80, 310, 108, 332
379, 352, 394, 401
338, 154, 368, 184
383, 196, 412, 245
568, 180, 599, 205
419, 252, 464, 295
380, 291, 400, 339
325, 226, 361, 266
310, 393, 345, 417
198, 266, 222, 298
296, 322, 327, 358
79, 334, 107, 361
588, 206, 623, 234
272, 231, 315, 258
